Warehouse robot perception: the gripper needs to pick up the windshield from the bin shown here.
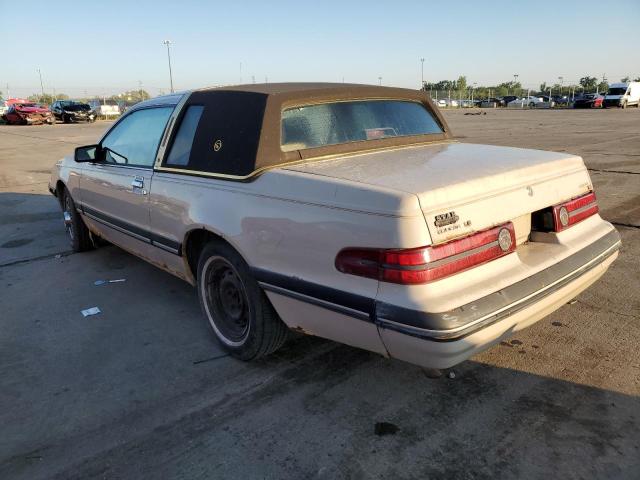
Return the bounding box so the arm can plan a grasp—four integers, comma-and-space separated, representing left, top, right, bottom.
61, 101, 90, 111
281, 100, 443, 152
607, 88, 627, 95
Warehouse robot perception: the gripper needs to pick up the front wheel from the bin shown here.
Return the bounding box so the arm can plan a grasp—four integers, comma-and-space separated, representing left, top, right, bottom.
197, 242, 289, 360
528, 102, 535, 108
62, 188, 93, 252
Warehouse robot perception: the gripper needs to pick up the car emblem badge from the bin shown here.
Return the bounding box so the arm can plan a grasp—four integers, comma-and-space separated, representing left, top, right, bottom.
498, 228, 513, 252
434, 211, 459, 227
213, 139, 223, 152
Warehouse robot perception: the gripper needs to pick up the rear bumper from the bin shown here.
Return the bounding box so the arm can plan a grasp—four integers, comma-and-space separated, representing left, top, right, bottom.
378, 229, 620, 368
376, 229, 620, 341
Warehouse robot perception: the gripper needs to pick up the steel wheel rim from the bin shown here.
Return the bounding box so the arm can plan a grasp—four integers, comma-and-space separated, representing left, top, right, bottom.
63, 196, 74, 242
201, 256, 250, 346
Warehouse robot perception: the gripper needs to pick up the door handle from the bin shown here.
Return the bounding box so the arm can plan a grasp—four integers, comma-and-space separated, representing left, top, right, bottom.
131, 176, 147, 195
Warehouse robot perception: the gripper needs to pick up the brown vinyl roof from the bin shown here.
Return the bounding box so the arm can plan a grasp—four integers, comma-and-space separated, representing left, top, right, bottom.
199, 82, 402, 95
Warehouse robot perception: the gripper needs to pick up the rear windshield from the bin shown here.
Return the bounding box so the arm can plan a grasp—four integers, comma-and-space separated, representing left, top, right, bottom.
281, 100, 443, 152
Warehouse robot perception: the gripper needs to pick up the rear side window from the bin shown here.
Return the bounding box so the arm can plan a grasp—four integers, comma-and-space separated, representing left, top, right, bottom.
165, 106, 204, 166
163, 91, 267, 176
281, 100, 443, 152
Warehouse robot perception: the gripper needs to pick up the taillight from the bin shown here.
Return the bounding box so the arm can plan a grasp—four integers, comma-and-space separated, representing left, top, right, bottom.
335, 222, 516, 285
552, 192, 598, 232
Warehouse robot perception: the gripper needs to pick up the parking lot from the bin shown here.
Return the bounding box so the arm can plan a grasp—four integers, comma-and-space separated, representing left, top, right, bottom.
1, 109, 638, 479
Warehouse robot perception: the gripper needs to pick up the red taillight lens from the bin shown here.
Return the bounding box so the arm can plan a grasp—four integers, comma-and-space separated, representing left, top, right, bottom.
335, 222, 516, 285
552, 192, 598, 232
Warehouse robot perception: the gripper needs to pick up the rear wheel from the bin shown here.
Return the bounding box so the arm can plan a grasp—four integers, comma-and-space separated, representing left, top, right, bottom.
62, 188, 93, 252
197, 242, 289, 360
528, 102, 535, 108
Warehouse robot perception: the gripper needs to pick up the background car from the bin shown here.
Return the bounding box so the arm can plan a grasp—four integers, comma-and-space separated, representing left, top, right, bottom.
552, 95, 570, 106
573, 93, 604, 108
2, 102, 54, 125
480, 97, 505, 108
88, 99, 121, 117
499, 95, 518, 105
51, 100, 97, 123
507, 95, 554, 108
437, 98, 458, 107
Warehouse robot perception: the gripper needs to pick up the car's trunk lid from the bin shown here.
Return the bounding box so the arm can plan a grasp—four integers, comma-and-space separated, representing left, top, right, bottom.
284, 142, 593, 244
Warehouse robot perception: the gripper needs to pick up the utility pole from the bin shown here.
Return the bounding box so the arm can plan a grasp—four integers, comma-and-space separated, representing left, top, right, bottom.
239, 62, 242, 84
420, 57, 425, 89
37, 68, 44, 98
162, 40, 174, 93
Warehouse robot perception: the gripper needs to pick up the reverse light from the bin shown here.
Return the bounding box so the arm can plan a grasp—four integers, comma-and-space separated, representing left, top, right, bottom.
552, 192, 598, 232
335, 222, 516, 285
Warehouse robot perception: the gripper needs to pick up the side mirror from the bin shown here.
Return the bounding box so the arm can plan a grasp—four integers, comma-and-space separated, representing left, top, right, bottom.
74, 144, 100, 163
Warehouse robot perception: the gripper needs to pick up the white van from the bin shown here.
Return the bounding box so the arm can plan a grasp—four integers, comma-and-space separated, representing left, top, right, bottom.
88, 99, 121, 117
603, 82, 640, 108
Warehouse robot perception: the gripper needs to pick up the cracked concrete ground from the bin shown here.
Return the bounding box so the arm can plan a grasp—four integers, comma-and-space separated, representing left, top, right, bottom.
0, 110, 638, 480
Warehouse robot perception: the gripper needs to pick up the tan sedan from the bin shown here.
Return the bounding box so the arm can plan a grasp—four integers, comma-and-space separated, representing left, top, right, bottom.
49, 83, 620, 369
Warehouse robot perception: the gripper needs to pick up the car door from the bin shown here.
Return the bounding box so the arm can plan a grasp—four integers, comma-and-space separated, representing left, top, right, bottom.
78, 106, 173, 258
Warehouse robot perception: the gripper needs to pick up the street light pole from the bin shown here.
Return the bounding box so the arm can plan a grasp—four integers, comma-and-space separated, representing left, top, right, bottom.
558, 76, 563, 99
163, 40, 174, 93
513, 74, 519, 96
37, 68, 44, 98
420, 57, 425, 89
378, 76, 382, 86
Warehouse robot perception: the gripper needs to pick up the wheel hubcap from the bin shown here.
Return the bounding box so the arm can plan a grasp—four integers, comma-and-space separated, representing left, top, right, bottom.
202, 258, 250, 345
63, 197, 74, 241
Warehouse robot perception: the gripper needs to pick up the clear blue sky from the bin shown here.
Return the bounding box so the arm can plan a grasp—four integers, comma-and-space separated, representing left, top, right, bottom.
1, 0, 638, 98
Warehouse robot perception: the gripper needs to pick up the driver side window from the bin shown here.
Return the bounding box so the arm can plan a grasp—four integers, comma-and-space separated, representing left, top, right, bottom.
101, 107, 173, 167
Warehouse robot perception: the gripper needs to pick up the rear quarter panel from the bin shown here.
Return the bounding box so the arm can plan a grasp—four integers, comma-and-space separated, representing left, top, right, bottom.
149, 169, 429, 289
148, 168, 429, 352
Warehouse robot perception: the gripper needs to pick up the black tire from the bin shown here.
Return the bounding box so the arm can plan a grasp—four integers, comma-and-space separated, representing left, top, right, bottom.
62, 188, 93, 252
197, 241, 289, 360
63, 114, 70, 123
528, 102, 535, 108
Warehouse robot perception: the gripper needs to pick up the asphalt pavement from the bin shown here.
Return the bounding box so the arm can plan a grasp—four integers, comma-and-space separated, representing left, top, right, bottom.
0, 110, 638, 480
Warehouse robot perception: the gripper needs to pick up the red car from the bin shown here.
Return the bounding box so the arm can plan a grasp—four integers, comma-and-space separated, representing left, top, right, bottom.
2, 102, 54, 125
573, 93, 604, 109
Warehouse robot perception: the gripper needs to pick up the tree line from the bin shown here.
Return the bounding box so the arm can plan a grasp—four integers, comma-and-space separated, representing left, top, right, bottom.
1, 89, 152, 106
423, 75, 640, 99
